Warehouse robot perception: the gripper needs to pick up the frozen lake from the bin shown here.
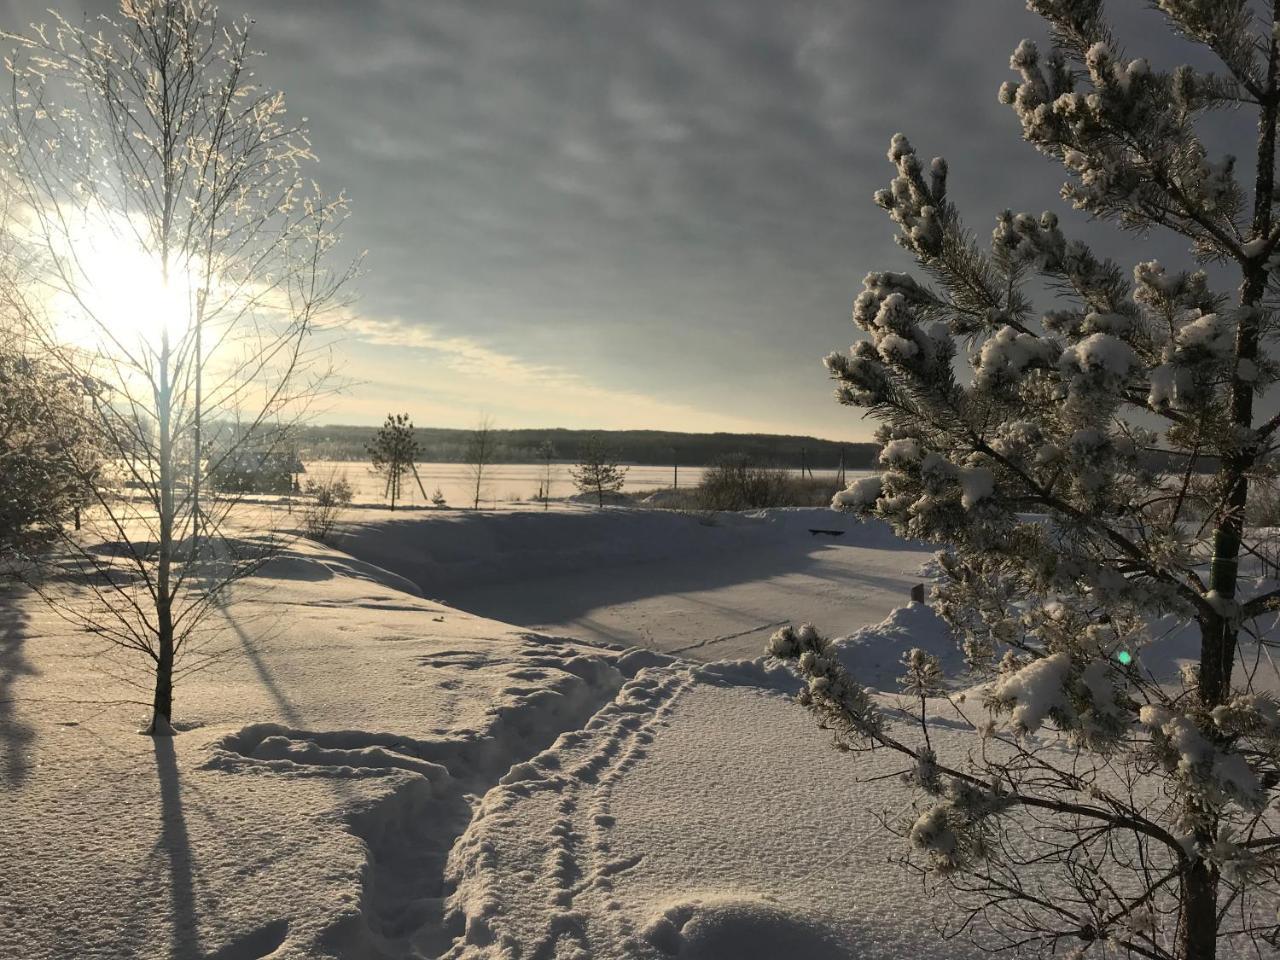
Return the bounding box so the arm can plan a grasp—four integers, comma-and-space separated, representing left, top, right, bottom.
304, 460, 853, 508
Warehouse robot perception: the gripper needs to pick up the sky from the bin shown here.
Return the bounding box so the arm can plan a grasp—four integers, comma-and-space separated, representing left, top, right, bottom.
0, 0, 1241, 439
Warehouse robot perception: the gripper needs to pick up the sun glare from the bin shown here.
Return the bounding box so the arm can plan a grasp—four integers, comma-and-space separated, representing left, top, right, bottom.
51, 213, 204, 352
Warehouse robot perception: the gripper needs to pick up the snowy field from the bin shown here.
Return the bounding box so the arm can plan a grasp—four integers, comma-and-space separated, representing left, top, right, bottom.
301, 461, 858, 510
332, 505, 929, 659
0, 506, 1243, 958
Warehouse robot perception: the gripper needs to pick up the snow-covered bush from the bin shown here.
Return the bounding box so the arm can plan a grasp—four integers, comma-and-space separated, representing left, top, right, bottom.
778, 4, 1280, 957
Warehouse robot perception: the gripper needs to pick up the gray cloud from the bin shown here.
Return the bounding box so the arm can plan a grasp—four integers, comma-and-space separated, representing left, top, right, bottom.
0, 0, 1255, 435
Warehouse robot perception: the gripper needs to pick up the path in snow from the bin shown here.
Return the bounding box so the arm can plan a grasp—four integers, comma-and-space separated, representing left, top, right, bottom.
441, 664, 983, 960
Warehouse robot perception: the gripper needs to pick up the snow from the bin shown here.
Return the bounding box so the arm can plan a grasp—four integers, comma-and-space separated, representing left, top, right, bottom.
334, 506, 932, 661
4, 506, 1271, 958
991, 652, 1071, 733
1058, 332, 1136, 379
833, 474, 882, 509
879, 438, 921, 465
957, 466, 994, 509
442, 674, 982, 960
0, 506, 956, 960
1177, 311, 1234, 357
829, 601, 964, 691
974, 325, 1056, 387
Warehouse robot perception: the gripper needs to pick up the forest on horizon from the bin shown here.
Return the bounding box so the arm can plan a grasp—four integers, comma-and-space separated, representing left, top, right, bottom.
294, 424, 879, 469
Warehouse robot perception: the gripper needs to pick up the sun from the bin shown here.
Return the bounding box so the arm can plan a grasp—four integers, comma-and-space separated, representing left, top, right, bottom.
51, 211, 203, 352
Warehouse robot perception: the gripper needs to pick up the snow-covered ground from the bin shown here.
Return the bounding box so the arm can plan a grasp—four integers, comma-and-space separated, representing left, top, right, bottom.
3, 506, 1251, 958
334, 505, 932, 660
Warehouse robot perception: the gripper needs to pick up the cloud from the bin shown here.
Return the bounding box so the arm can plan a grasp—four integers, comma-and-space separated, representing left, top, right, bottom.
0, 0, 1228, 440
344, 314, 804, 433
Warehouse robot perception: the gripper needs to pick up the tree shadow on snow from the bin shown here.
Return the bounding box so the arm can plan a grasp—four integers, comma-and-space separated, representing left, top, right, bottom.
153, 736, 204, 959
0, 589, 36, 787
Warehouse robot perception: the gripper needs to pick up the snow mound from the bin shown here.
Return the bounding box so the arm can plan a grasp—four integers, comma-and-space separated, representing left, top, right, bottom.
640, 894, 853, 959
255, 545, 423, 596
832, 601, 963, 692
640, 489, 685, 506
692, 656, 803, 694
695, 602, 961, 697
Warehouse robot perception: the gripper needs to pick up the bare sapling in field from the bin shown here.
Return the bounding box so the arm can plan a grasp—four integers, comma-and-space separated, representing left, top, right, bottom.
0, 0, 354, 734
301, 471, 353, 542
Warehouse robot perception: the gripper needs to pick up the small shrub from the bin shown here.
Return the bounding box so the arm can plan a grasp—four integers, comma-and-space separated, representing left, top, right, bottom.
301, 472, 353, 541
696, 457, 793, 511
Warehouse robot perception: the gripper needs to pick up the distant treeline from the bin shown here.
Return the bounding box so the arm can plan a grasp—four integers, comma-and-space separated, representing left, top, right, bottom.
290, 424, 1219, 475
293, 425, 879, 470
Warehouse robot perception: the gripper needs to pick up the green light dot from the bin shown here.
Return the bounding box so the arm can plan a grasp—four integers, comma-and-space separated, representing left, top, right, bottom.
1117, 650, 1133, 666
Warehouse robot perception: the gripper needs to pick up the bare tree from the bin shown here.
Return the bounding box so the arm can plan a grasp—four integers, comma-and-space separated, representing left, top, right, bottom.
0, 1, 353, 734
539, 439, 556, 510
570, 434, 628, 507
300, 470, 352, 542
465, 415, 497, 510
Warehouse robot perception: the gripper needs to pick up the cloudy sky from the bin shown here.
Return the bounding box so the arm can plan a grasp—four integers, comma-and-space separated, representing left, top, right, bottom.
0, 1, 1227, 439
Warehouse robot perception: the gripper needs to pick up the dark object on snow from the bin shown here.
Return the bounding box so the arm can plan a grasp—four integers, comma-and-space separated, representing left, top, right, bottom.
910, 584, 926, 603
808, 528, 845, 537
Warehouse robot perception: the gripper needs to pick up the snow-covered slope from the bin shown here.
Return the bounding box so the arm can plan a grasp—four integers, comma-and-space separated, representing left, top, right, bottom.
12, 518, 1248, 959
335, 506, 933, 660
0, 520, 967, 960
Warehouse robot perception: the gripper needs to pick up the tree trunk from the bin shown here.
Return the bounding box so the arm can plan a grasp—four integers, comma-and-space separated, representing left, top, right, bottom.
1186, 13, 1279, 950
151, 328, 176, 736
1176, 856, 1219, 960
151, 597, 175, 735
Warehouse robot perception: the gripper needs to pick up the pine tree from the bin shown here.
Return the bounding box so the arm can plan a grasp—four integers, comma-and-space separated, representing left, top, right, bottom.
570, 435, 628, 507
367, 413, 421, 511
0, 325, 106, 553
775, 4, 1280, 957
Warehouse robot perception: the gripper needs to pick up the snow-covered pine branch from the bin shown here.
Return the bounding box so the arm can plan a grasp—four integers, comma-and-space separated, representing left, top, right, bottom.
788, 2, 1280, 957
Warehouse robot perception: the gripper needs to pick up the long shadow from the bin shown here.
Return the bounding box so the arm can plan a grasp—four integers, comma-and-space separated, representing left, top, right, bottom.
337, 509, 929, 631
154, 736, 203, 959
218, 603, 304, 728
0, 587, 36, 787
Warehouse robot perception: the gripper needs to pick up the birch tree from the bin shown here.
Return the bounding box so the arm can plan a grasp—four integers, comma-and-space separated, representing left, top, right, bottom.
0, 0, 352, 734
466, 414, 497, 510
777, 2, 1280, 957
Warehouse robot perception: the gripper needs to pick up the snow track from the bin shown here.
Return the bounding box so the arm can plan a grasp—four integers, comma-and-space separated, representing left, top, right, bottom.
202, 637, 633, 958
443, 668, 692, 959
